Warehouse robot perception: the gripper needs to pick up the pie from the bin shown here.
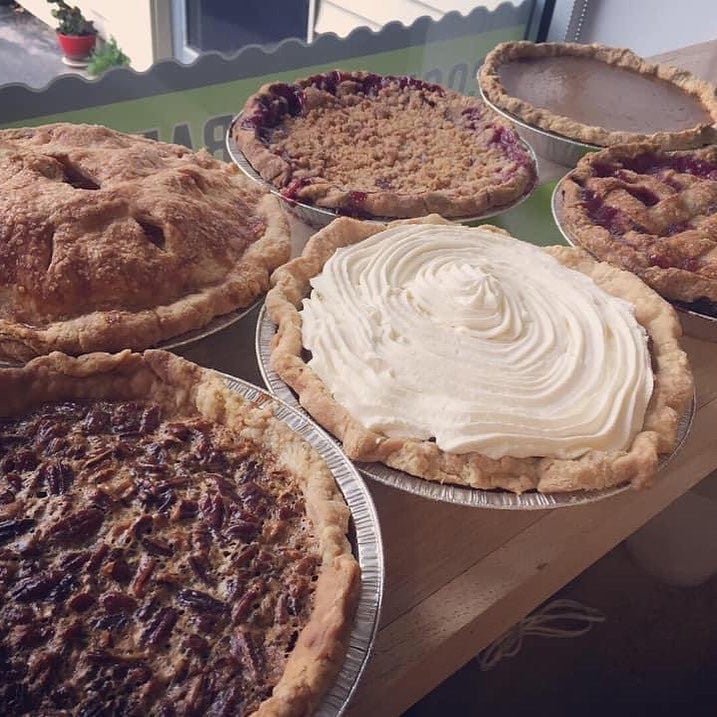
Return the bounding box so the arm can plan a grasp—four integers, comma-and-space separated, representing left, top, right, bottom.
266, 216, 693, 493
556, 143, 717, 307
233, 70, 537, 219
0, 350, 359, 715
479, 42, 717, 149
0, 123, 290, 362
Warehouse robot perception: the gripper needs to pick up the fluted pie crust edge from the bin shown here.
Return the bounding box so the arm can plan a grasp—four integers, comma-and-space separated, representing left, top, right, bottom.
479, 41, 717, 149
0, 349, 360, 716
266, 215, 694, 493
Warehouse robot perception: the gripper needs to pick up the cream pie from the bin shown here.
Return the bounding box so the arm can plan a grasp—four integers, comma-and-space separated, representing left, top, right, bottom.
267, 217, 693, 493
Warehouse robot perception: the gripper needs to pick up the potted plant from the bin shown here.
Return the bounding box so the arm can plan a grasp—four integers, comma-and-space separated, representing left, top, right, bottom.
48, 0, 96, 63
87, 37, 130, 76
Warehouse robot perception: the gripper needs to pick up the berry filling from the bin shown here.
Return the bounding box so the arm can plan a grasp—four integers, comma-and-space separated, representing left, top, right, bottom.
241, 71, 446, 141
580, 188, 641, 238
342, 191, 370, 218
622, 185, 660, 207
592, 152, 717, 181
281, 177, 313, 202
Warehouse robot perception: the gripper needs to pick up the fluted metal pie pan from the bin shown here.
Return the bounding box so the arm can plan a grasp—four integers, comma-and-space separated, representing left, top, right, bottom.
226, 115, 539, 229
255, 305, 695, 509
221, 373, 383, 716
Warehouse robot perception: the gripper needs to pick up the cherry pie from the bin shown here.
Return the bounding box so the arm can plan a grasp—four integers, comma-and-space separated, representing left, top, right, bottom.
557, 143, 717, 305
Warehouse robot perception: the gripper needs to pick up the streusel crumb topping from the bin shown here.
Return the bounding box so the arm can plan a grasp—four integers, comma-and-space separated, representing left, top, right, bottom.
271, 83, 525, 194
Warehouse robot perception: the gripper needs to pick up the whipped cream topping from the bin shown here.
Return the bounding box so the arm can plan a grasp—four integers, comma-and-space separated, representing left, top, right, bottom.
300, 224, 654, 459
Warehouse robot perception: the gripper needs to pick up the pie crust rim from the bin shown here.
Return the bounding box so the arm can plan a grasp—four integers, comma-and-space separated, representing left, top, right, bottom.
0, 349, 360, 716
479, 41, 717, 150
266, 214, 694, 494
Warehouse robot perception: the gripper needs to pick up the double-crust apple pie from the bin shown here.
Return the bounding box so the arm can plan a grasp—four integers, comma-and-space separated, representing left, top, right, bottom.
557, 143, 717, 309
233, 70, 537, 219
0, 350, 359, 715
267, 216, 693, 493
0, 123, 289, 362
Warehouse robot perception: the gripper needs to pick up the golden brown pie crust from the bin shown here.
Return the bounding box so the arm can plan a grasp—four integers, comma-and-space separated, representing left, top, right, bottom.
0, 350, 359, 715
556, 143, 717, 304
234, 70, 537, 218
0, 124, 290, 362
479, 42, 717, 149
267, 215, 693, 493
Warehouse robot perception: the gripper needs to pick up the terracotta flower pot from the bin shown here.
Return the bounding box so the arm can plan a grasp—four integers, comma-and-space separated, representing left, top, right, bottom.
57, 33, 96, 61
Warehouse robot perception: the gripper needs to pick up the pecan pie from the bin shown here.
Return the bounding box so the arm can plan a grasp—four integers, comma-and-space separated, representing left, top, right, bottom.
0, 123, 290, 362
233, 70, 537, 218
556, 143, 717, 307
0, 350, 359, 716
267, 216, 693, 493
479, 42, 717, 149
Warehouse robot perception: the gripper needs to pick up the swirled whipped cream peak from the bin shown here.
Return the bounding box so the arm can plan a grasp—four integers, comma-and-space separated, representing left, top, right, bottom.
300, 224, 654, 459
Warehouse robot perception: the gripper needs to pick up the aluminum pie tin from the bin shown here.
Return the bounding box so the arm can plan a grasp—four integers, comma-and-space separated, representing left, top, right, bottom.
226, 115, 539, 230
256, 304, 695, 509
220, 372, 383, 716
551, 179, 717, 342
158, 296, 264, 351
478, 85, 599, 169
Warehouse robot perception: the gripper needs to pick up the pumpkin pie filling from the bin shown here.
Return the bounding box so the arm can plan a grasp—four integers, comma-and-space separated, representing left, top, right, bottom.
498, 56, 713, 134
480, 42, 717, 149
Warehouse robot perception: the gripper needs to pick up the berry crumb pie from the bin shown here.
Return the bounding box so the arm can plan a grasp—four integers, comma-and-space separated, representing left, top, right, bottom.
0, 350, 359, 716
557, 143, 717, 307
233, 70, 537, 219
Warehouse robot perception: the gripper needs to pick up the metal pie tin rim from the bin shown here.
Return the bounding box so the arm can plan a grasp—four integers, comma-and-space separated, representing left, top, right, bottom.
550, 178, 717, 334
255, 304, 695, 509
225, 114, 539, 227
159, 296, 264, 351
220, 372, 384, 715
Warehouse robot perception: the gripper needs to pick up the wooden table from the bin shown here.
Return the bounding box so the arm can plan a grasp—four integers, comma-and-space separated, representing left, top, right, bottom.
180, 38, 717, 717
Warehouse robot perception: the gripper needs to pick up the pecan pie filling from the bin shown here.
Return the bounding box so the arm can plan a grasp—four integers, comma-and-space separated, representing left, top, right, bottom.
0, 400, 321, 716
